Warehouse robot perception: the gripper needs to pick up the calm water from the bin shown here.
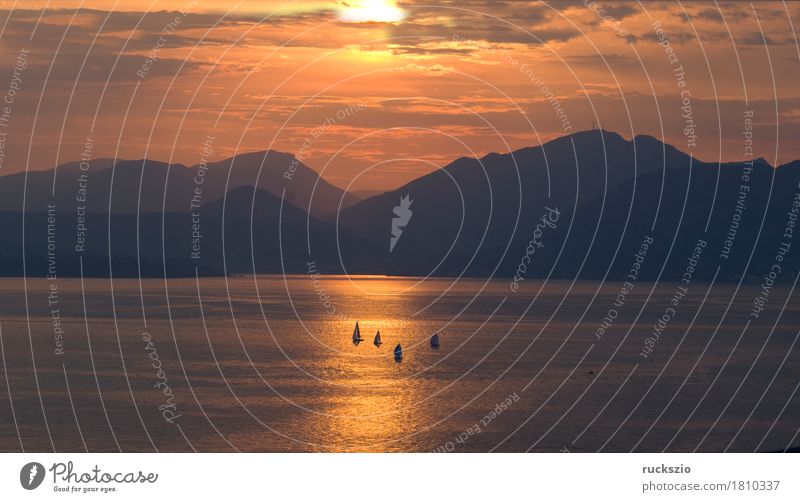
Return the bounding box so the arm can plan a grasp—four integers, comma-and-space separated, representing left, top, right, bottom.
0, 275, 798, 452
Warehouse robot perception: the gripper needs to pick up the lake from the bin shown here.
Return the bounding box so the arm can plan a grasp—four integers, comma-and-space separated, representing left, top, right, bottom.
0, 275, 798, 452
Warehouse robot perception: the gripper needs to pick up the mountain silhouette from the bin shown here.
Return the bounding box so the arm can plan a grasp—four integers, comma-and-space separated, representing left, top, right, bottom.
334, 129, 800, 282
0, 150, 357, 218
0, 185, 367, 277
3, 129, 800, 282
336, 129, 694, 276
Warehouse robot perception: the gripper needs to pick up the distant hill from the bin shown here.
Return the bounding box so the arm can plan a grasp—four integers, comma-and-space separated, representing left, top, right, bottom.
0, 150, 358, 218
334, 129, 800, 282
0, 186, 369, 277
3, 130, 800, 283
351, 189, 386, 200
336, 130, 694, 275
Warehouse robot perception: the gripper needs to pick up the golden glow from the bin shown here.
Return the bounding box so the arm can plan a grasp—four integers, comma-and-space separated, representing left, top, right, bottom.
337, 0, 406, 23
2, 2, 796, 190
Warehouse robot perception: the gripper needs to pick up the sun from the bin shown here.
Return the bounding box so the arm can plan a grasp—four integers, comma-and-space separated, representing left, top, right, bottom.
337, 0, 407, 23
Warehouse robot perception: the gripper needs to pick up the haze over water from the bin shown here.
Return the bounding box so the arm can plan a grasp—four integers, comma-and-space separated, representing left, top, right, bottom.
1, 275, 797, 452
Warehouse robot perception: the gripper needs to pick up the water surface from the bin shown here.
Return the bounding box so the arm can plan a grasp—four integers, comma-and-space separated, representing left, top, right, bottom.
0, 275, 798, 452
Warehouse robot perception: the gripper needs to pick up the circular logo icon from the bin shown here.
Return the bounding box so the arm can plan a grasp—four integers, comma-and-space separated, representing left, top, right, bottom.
20, 462, 45, 490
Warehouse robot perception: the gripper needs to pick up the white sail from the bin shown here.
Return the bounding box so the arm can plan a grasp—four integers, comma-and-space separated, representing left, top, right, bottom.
430, 333, 441, 348
374, 331, 382, 346
353, 322, 362, 342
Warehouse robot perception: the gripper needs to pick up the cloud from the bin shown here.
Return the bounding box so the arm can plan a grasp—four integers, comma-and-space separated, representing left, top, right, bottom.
402, 63, 455, 76
1, 0, 799, 180
738, 32, 778, 46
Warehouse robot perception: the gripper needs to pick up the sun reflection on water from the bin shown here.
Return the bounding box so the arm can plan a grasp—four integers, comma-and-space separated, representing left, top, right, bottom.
290, 277, 440, 451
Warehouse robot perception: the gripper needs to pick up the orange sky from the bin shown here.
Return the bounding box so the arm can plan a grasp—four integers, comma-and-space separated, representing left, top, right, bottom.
0, 1, 798, 191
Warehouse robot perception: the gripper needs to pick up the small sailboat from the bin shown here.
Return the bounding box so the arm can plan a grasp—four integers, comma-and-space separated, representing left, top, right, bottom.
393, 344, 403, 361
374, 331, 382, 346
430, 333, 441, 348
352, 322, 363, 343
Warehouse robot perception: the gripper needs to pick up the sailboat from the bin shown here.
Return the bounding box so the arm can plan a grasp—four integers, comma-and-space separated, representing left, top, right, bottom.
394, 344, 403, 361
352, 322, 363, 343
374, 331, 382, 346
430, 333, 441, 348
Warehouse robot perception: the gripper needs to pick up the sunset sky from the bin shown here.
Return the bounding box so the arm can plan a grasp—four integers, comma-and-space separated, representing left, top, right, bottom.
0, 1, 798, 191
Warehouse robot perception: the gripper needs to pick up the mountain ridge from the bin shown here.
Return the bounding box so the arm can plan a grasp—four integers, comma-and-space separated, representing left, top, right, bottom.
0, 149, 358, 218
2, 129, 799, 281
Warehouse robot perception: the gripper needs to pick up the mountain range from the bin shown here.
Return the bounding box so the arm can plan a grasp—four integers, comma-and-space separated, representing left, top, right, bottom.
0, 150, 356, 217
2, 129, 798, 284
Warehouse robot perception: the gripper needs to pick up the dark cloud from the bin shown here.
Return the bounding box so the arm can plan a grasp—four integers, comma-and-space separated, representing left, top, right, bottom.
693, 8, 724, 23
388, 21, 578, 47
680, 6, 751, 24
738, 32, 778, 46
640, 29, 698, 46
386, 1, 572, 46
388, 45, 478, 56
601, 4, 638, 20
